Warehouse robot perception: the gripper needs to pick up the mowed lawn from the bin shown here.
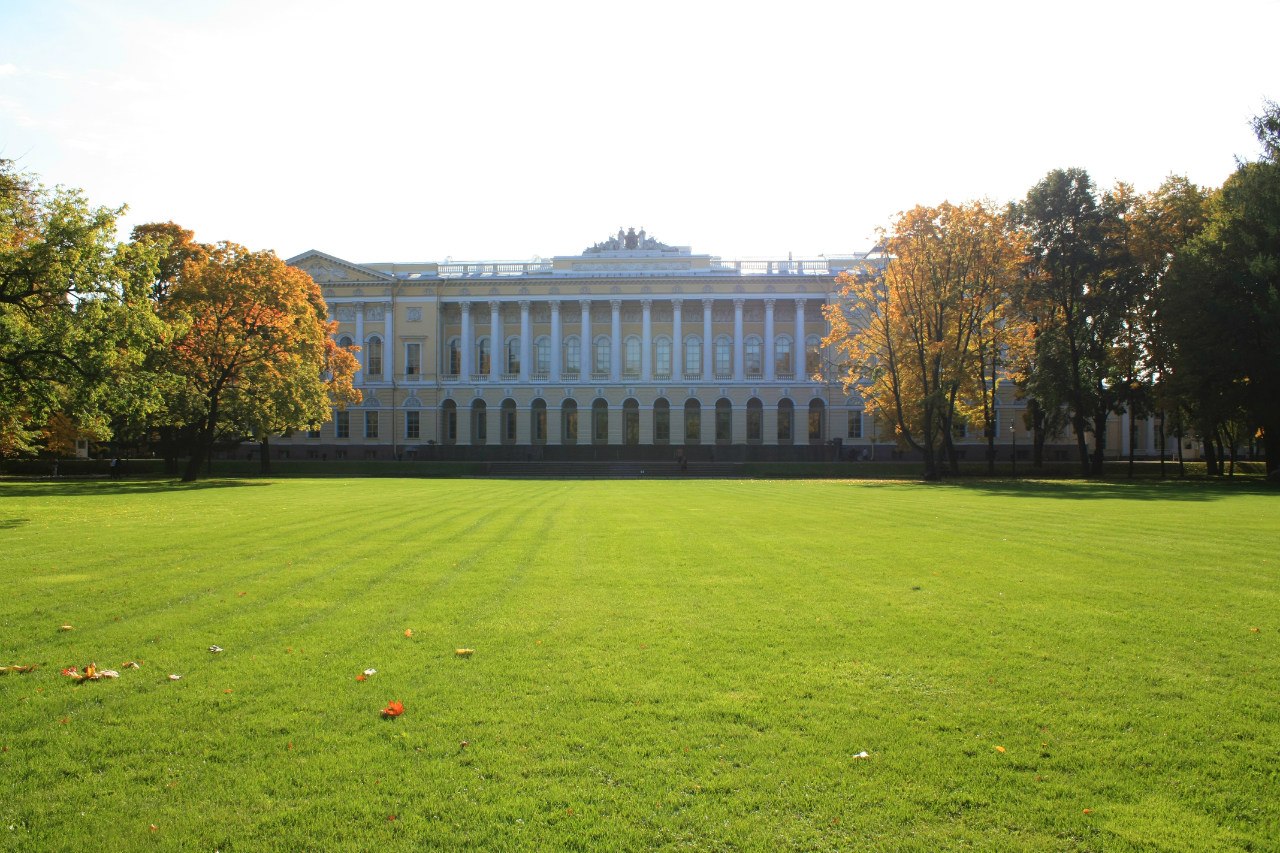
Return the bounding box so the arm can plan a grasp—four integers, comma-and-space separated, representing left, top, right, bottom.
1, 478, 1276, 852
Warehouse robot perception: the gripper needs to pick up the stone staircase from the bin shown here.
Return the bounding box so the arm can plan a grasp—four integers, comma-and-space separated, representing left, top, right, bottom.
483, 461, 743, 479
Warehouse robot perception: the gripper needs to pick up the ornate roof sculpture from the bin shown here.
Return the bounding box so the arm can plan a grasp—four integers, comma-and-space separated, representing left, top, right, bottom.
584, 226, 677, 254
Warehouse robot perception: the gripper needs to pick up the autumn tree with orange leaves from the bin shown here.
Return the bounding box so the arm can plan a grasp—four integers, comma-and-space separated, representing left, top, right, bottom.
162, 242, 359, 481
823, 201, 1026, 480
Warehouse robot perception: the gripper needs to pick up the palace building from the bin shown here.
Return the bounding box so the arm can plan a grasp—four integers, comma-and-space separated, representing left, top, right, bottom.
279, 228, 1163, 462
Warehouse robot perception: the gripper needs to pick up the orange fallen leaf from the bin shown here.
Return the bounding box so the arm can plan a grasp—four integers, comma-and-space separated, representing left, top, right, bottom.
995, 745, 1006, 753
237, 592, 247, 597
381, 700, 405, 718
1250, 627, 1260, 633
224, 689, 233, 694
1082, 808, 1093, 815
149, 824, 158, 832
355, 674, 367, 682
404, 629, 414, 638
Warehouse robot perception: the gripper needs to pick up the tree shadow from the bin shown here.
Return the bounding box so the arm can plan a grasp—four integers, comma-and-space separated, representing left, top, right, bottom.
0, 517, 30, 528
940, 477, 1276, 502
0, 479, 273, 498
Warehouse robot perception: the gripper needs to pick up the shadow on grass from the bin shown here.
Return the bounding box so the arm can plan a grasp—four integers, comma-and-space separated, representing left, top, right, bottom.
0, 478, 273, 498
942, 477, 1276, 502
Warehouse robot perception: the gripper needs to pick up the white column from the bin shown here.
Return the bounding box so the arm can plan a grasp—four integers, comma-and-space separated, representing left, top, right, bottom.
580, 299, 591, 377
489, 300, 501, 381
764, 298, 776, 382
702, 298, 714, 379
519, 300, 531, 383
384, 304, 394, 379
459, 302, 472, 379
672, 300, 683, 380
794, 298, 807, 379
732, 298, 745, 382
610, 299, 622, 382
641, 299, 652, 381
550, 300, 562, 383
354, 302, 365, 386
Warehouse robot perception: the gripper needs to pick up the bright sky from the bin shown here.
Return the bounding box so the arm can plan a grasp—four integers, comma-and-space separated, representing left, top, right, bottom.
3, 0, 1278, 264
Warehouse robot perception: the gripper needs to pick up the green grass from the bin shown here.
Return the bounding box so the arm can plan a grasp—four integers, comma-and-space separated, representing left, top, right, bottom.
1, 478, 1276, 851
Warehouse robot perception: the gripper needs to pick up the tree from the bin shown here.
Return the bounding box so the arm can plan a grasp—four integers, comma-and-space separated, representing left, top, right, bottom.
1164, 103, 1280, 479
824, 201, 1024, 480
162, 242, 357, 481
0, 161, 164, 457
1014, 169, 1137, 476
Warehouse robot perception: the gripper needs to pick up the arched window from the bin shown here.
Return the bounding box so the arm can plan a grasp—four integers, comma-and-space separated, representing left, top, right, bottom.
447, 338, 461, 375
808, 398, 825, 443
562, 399, 578, 445
715, 398, 732, 444
471, 399, 487, 445
624, 335, 641, 377
366, 336, 383, 376
564, 335, 581, 375
777, 398, 795, 444
500, 399, 517, 445
531, 399, 547, 444
714, 335, 732, 378
592, 398, 609, 445
684, 399, 701, 445
338, 335, 353, 349
745, 335, 762, 377
593, 336, 611, 376
476, 337, 490, 374
653, 397, 670, 444
440, 399, 457, 444
623, 398, 640, 445
805, 335, 822, 377
654, 336, 672, 379
775, 335, 792, 376
505, 337, 520, 375
684, 336, 702, 378
533, 336, 550, 375
747, 398, 763, 443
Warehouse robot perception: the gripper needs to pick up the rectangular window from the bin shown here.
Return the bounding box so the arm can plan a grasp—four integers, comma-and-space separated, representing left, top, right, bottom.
848, 411, 863, 439
365, 411, 379, 439
566, 339, 580, 373
335, 410, 350, 439
405, 411, 420, 440
405, 343, 421, 376
306, 425, 321, 439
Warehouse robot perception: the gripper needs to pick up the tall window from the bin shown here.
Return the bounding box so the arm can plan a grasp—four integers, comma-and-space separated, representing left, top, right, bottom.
477, 337, 490, 374
593, 336, 610, 375
405, 410, 420, 440
562, 400, 578, 445
777, 399, 794, 443
335, 410, 350, 439
532, 399, 547, 444
441, 401, 457, 444
684, 337, 701, 376
684, 399, 701, 444
564, 336, 580, 374
447, 339, 461, 375
809, 399, 825, 442
745, 336, 762, 377
775, 336, 792, 375
472, 400, 487, 445
506, 337, 520, 374
534, 337, 550, 374
624, 336, 641, 376
404, 343, 421, 376
654, 398, 670, 443
365, 411, 379, 439
592, 399, 608, 444
655, 337, 671, 378
715, 399, 732, 444
366, 337, 383, 376
747, 398, 763, 443
848, 410, 863, 439
714, 336, 732, 377
501, 400, 517, 444
805, 335, 822, 376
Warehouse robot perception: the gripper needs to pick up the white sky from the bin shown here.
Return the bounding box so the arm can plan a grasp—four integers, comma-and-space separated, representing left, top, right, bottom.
3, 0, 1278, 263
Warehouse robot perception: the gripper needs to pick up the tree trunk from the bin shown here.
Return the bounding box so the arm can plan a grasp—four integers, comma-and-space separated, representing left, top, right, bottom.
259, 436, 271, 475
182, 440, 206, 482
1073, 411, 1091, 477
1158, 411, 1166, 479
1090, 412, 1108, 477
1127, 415, 1138, 479
1203, 434, 1218, 477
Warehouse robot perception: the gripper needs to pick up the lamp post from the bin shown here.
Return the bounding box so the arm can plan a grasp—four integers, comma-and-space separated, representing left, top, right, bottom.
1010, 420, 1017, 478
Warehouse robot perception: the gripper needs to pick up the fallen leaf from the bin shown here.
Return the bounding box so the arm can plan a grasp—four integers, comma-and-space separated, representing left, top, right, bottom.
99, 670, 119, 679
149, 824, 158, 832
209, 645, 224, 653
355, 674, 367, 682
404, 629, 414, 638
224, 689, 233, 694
455, 648, 474, 657
237, 592, 247, 597
853, 751, 870, 759
0, 665, 37, 674
995, 746, 1006, 753
59, 625, 74, 632
1082, 808, 1093, 815
1250, 627, 1260, 633
122, 661, 141, 669
168, 674, 181, 681
363, 668, 377, 676
381, 700, 405, 718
